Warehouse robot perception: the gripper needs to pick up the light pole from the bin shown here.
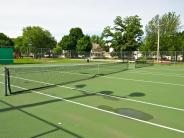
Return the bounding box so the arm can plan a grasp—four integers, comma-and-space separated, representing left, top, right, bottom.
156, 17, 163, 63
157, 18, 160, 63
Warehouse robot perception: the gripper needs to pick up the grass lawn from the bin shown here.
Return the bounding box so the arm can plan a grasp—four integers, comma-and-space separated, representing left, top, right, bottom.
13, 58, 86, 64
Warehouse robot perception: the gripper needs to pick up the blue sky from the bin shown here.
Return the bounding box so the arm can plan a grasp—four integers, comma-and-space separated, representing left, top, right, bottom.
0, 0, 184, 40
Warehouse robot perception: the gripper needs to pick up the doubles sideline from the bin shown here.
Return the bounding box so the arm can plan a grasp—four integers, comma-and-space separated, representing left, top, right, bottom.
103, 76, 184, 87
142, 67, 184, 72
127, 70, 184, 78
63, 71, 184, 87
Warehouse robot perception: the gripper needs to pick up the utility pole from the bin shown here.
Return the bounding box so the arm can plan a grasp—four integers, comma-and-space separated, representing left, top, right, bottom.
157, 17, 160, 63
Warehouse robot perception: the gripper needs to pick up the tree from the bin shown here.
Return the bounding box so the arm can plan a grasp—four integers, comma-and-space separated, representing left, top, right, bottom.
143, 15, 159, 51
69, 27, 84, 50
102, 26, 119, 51
123, 15, 143, 51
0, 33, 14, 47
178, 31, 184, 51
69, 28, 84, 42
58, 35, 74, 50
102, 15, 143, 51
144, 12, 181, 51
58, 27, 84, 51
76, 35, 92, 53
22, 26, 57, 53
174, 31, 184, 62
12, 36, 23, 57
91, 35, 102, 44
53, 45, 62, 55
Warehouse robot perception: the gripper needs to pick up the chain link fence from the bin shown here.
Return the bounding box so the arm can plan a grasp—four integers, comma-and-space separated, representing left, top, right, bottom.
14, 48, 184, 64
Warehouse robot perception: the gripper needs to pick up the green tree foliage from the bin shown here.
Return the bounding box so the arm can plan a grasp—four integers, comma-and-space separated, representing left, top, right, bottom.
12, 36, 23, 53
76, 35, 92, 52
123, 16, 143, 51
0, 33, 14, 47
53, 45, 62, 54
102, 15, 143, 51
177, 31, 184, 62
22, 26, 57, 52
91, 35, 102, 44
58, 35, 74, 50
69, 27, 84, 43
58, 27, 84, 51
175, 31, 184, 51
144, 12, 181, 51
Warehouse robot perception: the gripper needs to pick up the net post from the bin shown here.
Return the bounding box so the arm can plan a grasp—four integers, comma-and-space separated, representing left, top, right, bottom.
4, 67, 8, 96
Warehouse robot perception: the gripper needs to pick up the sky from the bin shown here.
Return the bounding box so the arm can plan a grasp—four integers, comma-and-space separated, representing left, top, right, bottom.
0, 0, 184, 41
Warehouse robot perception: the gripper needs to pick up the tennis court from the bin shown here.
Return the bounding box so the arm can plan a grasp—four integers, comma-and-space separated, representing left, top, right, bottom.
0, 62, 184, 138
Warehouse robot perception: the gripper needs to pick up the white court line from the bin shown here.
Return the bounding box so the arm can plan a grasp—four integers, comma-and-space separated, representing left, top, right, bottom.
0, 81, 184, 134
143, 67, 184, 72
126, 70, 184, 78
59, 71, 184, 87
63, 71, 184, 87
52, 71, 184, 87
103, 76, 184, 87
2, 75, 184, 112
128, 69, 184, 76
62, 85, 184, 112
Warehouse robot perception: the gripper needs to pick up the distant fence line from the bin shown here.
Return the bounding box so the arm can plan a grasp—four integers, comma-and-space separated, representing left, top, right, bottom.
14, 48, 184, 63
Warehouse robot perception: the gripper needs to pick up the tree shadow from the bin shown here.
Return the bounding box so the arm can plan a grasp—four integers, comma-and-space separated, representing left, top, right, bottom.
98, 105, 114, 112
80, 72, 90, 74
115, 108, 153, 121
66, 93, 96, 100
128, 92, 145, 97
75, 84, 86, 89
98, 91, 120, 101
97, 105, 154, 121
99, 91, 113, 95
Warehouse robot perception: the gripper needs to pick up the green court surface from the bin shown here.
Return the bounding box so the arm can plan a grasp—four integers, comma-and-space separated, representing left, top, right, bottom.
0, 64, 184, 138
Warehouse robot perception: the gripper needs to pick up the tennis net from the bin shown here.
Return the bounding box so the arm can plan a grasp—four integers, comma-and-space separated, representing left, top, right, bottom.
4, 62, 128, 95
135, 60, 154, 68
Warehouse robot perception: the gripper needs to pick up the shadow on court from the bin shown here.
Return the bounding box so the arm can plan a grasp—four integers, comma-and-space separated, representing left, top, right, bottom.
128, 92, 145, 97
0, 100, 83, 138
75, 84, 86, 88
98, 105, 153, 121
